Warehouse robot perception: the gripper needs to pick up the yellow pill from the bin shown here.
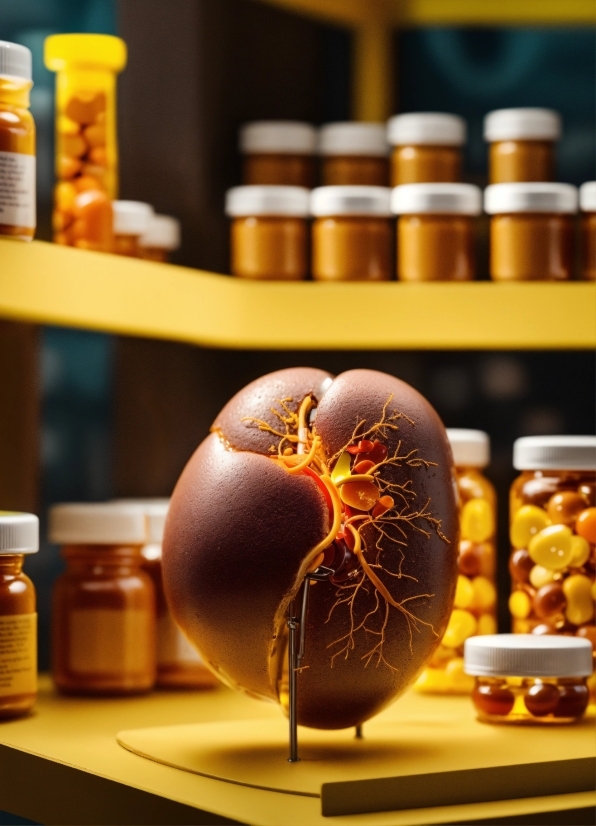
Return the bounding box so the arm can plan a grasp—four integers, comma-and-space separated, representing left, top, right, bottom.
461, 498, 494, 543
529, 564, 555, 589
477, 613, 497, 635
414, 668, 450, 693
529, 524, 574, 570
569, 535, 591, 568
563, 575, 595, 626
454, 575, 474, 609
509, 590, 531, 619
592, 581, 596, 601
510, 505, 550, 550
471, 576, 497, 611
442, 609, 477, 649
445, 657, 475, 692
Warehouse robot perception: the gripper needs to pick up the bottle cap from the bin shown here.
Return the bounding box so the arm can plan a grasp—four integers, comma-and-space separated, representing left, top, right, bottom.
310, 185, 391, 217
45, 34, 127, 72
484, 183, 578, 215
49, 503, 147, 545
484, 108, 561, 142
391, 183, 482, 216
225, 186, 310, 217
387, 113, 466, 147
0, 41, 32, 81
239, 121, 317, 155
464, 634, 592, 678
579, 181, 596, 213
0, 511, 39, 554
111, 499, 170, 544
447, 429, 490, 468
318, 122, 388, 157
513, 435, 596, 471
112, 201, 154, 236
139, 215, 181, 251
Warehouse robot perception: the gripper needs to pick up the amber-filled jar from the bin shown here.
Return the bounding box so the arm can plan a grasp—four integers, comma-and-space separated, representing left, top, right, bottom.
310, 185, 392, 281
465, 635, 591, 724
387, 113, 466, 187
0, 512, 39, 719
139, 214, 181, 263
50, 503, 156, 695
579, 182, 596, 281
226, 186, 309, 280
0, 41, 35, 241
485, 183, 577, 281
484, 108, 560, 185
319, 122, 389, 186
391, 183, 481, 282
240, 121, 316, 188
112, 200, 153, 257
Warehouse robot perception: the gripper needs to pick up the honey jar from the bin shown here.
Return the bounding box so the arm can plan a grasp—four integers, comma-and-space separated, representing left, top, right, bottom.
465, 635, 592, 724
310, 185, 392, 281
139, 214, 181, 263
0, 512, 39, 719
226, 185, 309, 280
318, 122, 389, 186
485, 183, 577, 281
579, 181, 596, 281
50, 503, 156, 695
484, 108, 561, 184
387, 112, 466, 186
112, 201, 153, 257
239, 121, 316, 188
391, 183, 481, 281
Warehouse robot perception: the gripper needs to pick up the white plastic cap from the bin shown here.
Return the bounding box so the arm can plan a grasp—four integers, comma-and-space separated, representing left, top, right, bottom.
387, 113, 466, 147
0, 41, 32, 81
0, 511, 38, 554
513, 436, 596, 471
391, 183, 482, 216
579, 181, 596, 213
49, 503, 147, 545
484, 108, 561, 142
464, 635, 592, 678
111, 499, 170, 544
447, 429, 490, 468
310, 185, 391, 217
319, 122, 388, 157
239, 121, 317, 155
112, 201, 154, 236
139, 215, 181, 251
225, 186, 310, 217
484, 183, 578, 215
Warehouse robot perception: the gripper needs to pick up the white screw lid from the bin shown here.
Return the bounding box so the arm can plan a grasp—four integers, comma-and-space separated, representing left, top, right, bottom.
464, 634, 592, 678
447, 429, 490, 468
579, 181, 596, 212
387, 113, 466, 147
49, 503, 147, 545
310, 185, 391, 217
112, 499, 170, 544
484, 108, 561, 142
239, 121, 317, 155
139, 215, 181, 251
484, 183, 578, 215
225, 186, 310, 217
318, 122, 388, 157
391, 183, 482, 216
112, 201, 154, 236
513, 436, 596, 471
0, 511, 39, 554
0, 41, 32, 81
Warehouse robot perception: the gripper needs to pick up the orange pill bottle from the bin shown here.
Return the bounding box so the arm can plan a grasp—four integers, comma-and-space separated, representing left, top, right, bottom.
0, 41, 35, 241
112, 201, 153, 257
319, 122, 389, 186
240, 121, 316, 188
0, 512, 39, 719
50, 503, 156, 695
139, 214, 181, 263
579, 182, 596, 281
484, 108, 560, 185
387, 113, 466, 187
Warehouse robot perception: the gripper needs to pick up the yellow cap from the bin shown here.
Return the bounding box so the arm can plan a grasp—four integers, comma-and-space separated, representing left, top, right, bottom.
44, 34, 127, 72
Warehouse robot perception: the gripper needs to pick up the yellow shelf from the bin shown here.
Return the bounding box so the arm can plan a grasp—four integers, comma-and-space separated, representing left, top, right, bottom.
1, 240, 594, 350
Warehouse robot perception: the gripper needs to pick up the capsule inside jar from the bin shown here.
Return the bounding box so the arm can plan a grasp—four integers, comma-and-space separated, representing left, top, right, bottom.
239, 121, 316, 188
484, 108, 560, 184
579, 181, 596, 281
318, 122, 389, 186
387, 112, 466, 187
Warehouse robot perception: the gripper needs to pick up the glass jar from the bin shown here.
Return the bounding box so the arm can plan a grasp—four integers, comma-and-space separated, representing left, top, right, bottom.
112, 201, 153, 257
139, 214, 181, 263
391, 184, 481, 282
310, 185, 392, 281
484, 108, 560, 185
319, 122, 389, 186
465, 635, 592, 724
579, 182, 596, 281
226, 186, 309, 280
0, 512, 39, 719
0, 42, 35, 241
485, 183, 577, 281
387, 113, 466, 187
240, 121, 316, 188
50, 503, 156, 695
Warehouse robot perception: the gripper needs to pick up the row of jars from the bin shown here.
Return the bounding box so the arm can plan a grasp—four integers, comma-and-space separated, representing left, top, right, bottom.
226, 183, 596, 282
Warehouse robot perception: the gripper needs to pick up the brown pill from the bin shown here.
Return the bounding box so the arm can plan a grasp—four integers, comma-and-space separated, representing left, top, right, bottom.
458, 540, 481, 577
509, 548, 534, 583
576, 624, 596, 651
57, 155, 82, 179
533, 583, 566, 619
472, 684, 515, 717
578, 483, 595, 507
524, 682, 560, 716
553, 684, 589, 718
547, 491, 588, 527
61, 133, 87, 159
65, 92, 106, 125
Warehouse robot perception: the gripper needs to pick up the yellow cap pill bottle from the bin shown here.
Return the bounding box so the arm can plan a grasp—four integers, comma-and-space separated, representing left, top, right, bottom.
226, 185, 309, 280
310, 185, 392, 281
0, 512, 39, 719
112, 200, 153, 257
0, 41, 36, 241
139, 214, 181, 263
387, 113, 466, 187
579, 182, 596, 281
50, 503, 156, 695
484, 108, 560, 184
465, 635, 592, 724
391, 183, 481, 282
239, 121, 316, 188
485, 183, 577, 281
318, 122, 389, 186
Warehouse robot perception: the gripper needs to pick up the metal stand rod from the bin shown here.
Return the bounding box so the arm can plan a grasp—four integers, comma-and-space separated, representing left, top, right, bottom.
355, 724, 363, 739
287, 601, 299, 763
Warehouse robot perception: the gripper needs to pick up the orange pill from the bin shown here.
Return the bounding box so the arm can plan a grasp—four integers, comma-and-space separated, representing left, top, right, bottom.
339, 479, 380, 511
576, 508, 596, 544
53, 230, 72, 246
84, 123, 106, 148
65, 92, 106, 125
74, 174, 106, 193
58, 155, 82, 179
55, 181, 77, 214
61, 133, 87, 158
547, 491, 588, 527
52, 209, 73, 233
89, 146, 107, 166
73, 190, 113, 251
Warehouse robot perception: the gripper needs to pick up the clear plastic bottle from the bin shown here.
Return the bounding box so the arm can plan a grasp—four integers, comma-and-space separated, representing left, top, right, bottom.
139, 214, 181, 263
239, 121, 316, 188
112, 201, 153, 257
484, 108, 560, 184
579, 182, 596, 281
319, 122, 389, 186
387, 113, 466, 186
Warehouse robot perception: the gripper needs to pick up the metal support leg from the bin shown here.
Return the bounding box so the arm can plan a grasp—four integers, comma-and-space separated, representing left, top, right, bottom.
287, 602, 299, 763
355, 724, 363, 739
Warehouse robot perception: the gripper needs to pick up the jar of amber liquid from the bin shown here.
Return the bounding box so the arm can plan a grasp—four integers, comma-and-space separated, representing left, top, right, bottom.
139, 214, 181, 263
319, 122, 389, 186
387, 113, 466, 187
50, 503, 156, 695
226, 186, 309, 280
485, 183, 577, 281
112, 201, 153, 257
579, 182, 596, 281
311, 186, 392, 281
0, 512, 39, 719
484, 108, 560, 185
0, 41, 35, 241
240, 121, 316, 188
465, 635, 591, 724
391, 183, 481, 282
